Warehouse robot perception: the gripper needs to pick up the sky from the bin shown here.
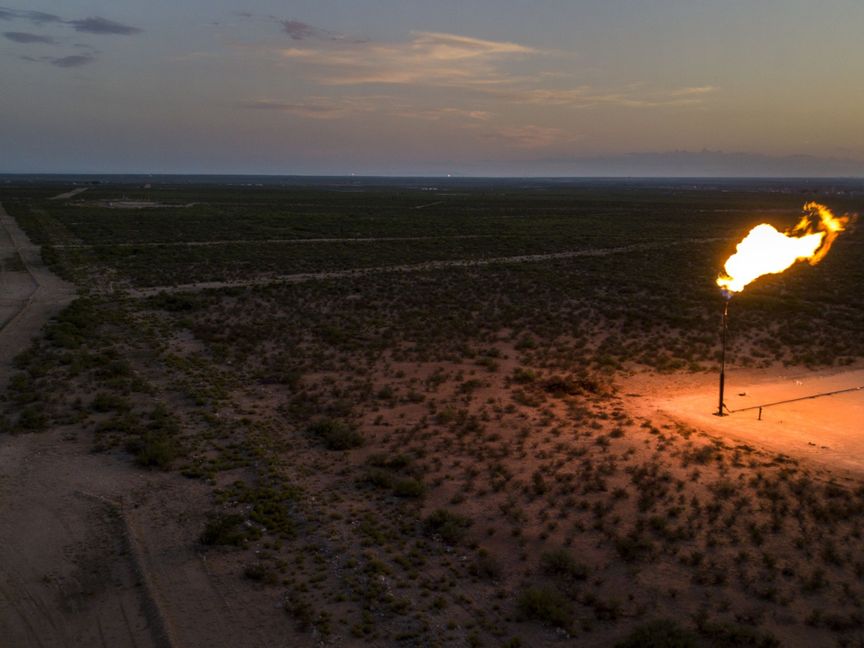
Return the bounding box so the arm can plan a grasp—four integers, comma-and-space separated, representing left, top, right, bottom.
2, 0, 864, 176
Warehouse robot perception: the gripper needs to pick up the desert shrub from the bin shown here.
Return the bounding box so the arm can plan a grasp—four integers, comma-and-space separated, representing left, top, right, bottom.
90, 392, 131, 413
200, 513, 248, 547
46, 303, 92, 349
541, 549, 588, 582
285, 592, 315, 630
615, 531, 654, 562
16, 405, 47, 431
147, 291, 202, 312
511, 367, 537, 384
616, 619, 698, 648
516, 586, 572, 630
470, 549, 502, 580
307, 418, 363, 450
368, 453, 412, 470
247, 489, 297, 538
362, 454, 423, 497
424, 509, 472, 545
393, 477, 425, 498
126, 431, 181, 469
543, 372, 611, 397
695, 619, 780, 647
515, 334, 536, 350
244, 562, 279, 585
362, 468, 394, 489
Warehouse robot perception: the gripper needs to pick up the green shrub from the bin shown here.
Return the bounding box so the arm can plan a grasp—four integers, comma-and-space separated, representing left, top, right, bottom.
362, 468, 394, 489
16, 405, 47, 431
540, 549, 588, 582
244, 562, 279, 585
200, 513, 248, 547
90, 392, 131, 413
615, 532, 654, 562
392, 477, 425, 498
308, 418, 363, 450
424, 509, 472, 545
511, 367, 537, 384
148, 291, 202, 312
516, 586, 572, 630
696, 619, 780, 647
616, 620, 698, 648
248, 493, 296, 538
46, 299, 102, 349
126, 432, 180, 469
469, 549, 502, 580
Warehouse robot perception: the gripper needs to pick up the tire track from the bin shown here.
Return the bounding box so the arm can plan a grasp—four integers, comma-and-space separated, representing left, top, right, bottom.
0, 203, 40, 335
120, 237, 722, 298
50, 234, 497, 249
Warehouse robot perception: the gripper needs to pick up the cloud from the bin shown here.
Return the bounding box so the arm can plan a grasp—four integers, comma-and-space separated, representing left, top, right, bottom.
279, 18, 365, 44
0, 6, 140, 35
3, 30, 55, 43
239, 96, 494, 124
278, 30, 535, 86
68, 17, 141, 35
18, 51, 99, 68
243, 26, 718, 158
667, 85, 716, 97
497, 84, 718, 109
50, 53, 95, 67
0, 7, 61, 24
267, 27, 716, 113
239, 99, 353, 119
482, 124, 579, 149
392, 107, 493, 122
281, 20, 320, 41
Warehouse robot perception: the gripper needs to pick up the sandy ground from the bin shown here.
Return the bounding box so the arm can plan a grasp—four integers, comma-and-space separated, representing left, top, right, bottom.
0, 425, 304, 648
626, 363, 864, 476
4, 195, 863, 646
0, 202, 296, 648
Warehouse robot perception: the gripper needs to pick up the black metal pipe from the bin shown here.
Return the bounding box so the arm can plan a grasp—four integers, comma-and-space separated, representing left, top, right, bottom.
716, 295, 730, 416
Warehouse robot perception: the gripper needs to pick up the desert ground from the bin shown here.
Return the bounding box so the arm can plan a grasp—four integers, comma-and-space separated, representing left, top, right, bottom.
0, 178, 863, 647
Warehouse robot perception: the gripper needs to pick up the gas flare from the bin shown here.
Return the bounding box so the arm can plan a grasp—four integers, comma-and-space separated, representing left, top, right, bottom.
717, 202, 852, 293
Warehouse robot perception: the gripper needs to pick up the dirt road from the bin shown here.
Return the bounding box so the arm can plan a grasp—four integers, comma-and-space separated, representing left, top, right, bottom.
50, 234, 498, 249
0, 203, 288, 647
0, 202, 76, 388
48, 188, 88, 201
123, 237, 720, 298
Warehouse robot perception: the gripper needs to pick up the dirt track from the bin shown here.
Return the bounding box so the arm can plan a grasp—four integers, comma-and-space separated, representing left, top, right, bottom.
0, 202, 288, 648
0, 202, 76, 387
51, 234, 497, 249
48, 188, 89, 201
122, 237, 720, 298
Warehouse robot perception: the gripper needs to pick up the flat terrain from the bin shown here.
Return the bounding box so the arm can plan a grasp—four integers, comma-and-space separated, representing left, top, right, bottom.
1, 178, 863, 647
651, 367, 864, 474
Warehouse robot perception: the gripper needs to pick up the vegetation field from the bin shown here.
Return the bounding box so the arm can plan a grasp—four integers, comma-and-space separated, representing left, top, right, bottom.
2, 178, 863, 647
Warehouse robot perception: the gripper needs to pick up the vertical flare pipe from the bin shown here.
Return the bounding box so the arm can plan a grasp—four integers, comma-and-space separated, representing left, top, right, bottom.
717, 295, 730, 416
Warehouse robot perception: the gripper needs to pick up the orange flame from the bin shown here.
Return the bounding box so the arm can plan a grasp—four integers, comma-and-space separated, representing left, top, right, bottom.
717, 202, 852, 294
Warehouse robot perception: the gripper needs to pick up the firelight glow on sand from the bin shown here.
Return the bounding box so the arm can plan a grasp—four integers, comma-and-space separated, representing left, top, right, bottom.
717, 202, 852, 293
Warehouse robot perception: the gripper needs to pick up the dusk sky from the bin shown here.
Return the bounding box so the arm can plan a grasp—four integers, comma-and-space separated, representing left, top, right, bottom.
3, 1, 864, 176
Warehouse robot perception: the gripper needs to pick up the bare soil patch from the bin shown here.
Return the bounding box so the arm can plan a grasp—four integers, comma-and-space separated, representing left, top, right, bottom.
627, 364, 864, 474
